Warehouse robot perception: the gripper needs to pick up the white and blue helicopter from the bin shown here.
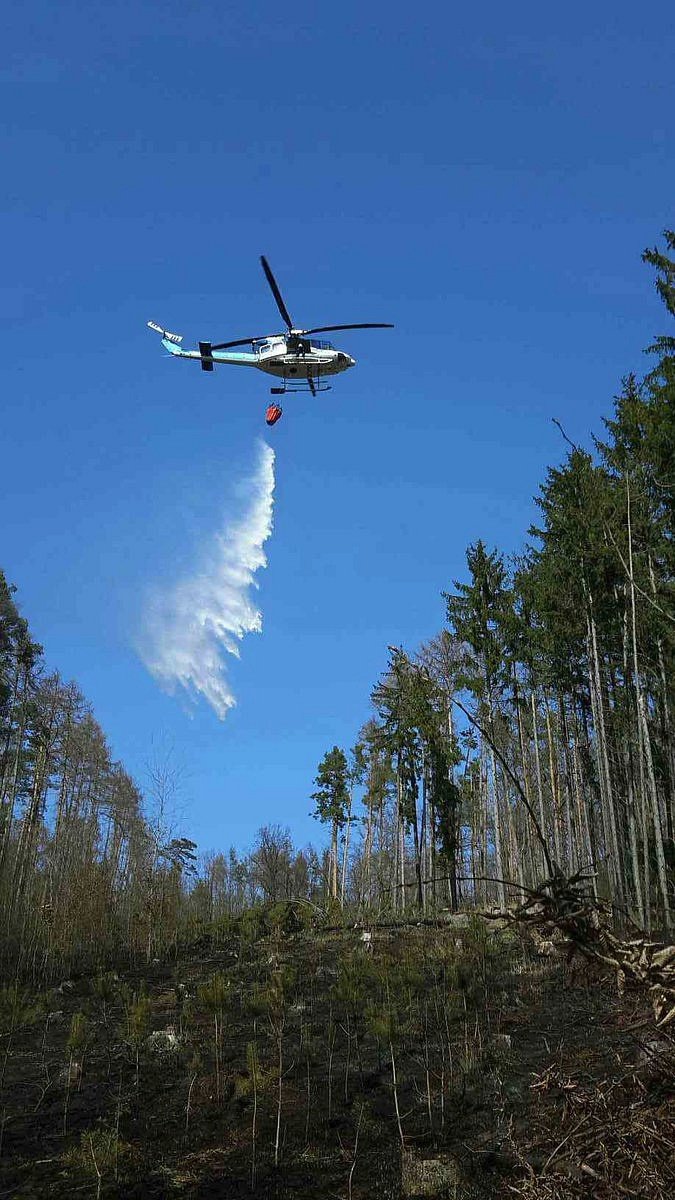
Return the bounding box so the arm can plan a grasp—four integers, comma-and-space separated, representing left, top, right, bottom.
148, 256, 393, 424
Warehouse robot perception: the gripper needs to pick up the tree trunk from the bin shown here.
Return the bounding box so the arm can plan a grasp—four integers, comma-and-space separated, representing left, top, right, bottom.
488, 740, 506, 909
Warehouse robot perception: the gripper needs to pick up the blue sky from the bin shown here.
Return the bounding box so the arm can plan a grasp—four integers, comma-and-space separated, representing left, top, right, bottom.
3, 0, 674, 855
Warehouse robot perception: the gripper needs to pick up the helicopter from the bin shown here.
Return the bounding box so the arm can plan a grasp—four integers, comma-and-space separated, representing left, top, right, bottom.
148, 256, 393, 425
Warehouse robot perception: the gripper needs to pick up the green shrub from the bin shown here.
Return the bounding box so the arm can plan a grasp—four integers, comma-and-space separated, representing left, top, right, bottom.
0, 983, 43, 1032
63, 1125, 136, 1181
236, 905, 266, 946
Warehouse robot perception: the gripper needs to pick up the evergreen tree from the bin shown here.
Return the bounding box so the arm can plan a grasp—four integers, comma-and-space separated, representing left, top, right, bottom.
311, 747, 350, 902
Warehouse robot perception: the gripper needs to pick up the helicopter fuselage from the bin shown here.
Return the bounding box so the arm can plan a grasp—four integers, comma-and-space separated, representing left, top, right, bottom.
161, 334, 355, 380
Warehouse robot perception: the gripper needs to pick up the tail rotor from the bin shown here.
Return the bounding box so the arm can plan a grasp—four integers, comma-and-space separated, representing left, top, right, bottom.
147, 320, 183, 345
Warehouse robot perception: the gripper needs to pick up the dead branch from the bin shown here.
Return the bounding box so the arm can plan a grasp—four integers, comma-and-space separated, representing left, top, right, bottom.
486, 868, 675, 1029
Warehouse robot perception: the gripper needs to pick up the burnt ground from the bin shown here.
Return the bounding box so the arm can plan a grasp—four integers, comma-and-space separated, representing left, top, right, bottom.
0, 916, 673, 1199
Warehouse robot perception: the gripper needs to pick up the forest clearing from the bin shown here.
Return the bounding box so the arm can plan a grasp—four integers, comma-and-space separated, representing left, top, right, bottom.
1, 906, 673, 1199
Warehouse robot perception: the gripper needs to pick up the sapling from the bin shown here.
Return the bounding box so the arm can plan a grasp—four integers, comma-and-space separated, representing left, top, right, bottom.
63, 1011, 87, 1135
184, 1073, 198, 1137
92, 971, 119, 1077
302, 1026, 319, 1147
348, 1105, 365, 1200
175, 982, 191, 1036
431, 989, 449, 1128
114, 1067, 123, 1180
264, 968, 291, 1170
365, 995, 404, 1147
40, 1010, 51, 1063
65, 1127, 122, 1197
246, 1033, 263, 1190
390, 1029, 405, 1148
92, 971, 118, 1028
197, 972, 229, 1103
0, 984, 42, 1097
33, 1060, 53, 1114
327, 1002, 337, 1122
333, 956, 370, 1096
123, 987, 151, 1090
184, 1049, 202, 1139
422, 1001, 433, 1137
342, 1011, 352, 1103
384, 980, 405, 1149
88, 1132, 102, 1200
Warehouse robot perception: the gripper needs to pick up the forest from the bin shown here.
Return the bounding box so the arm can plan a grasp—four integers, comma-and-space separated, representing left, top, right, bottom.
0, 232, 673, 1198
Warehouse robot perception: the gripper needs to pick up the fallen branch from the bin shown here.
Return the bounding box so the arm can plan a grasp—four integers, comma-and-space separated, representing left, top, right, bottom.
486, 868, 675, 1028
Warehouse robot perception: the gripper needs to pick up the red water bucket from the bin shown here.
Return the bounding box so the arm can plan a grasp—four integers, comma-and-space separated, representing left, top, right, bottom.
265, 404, 283, 426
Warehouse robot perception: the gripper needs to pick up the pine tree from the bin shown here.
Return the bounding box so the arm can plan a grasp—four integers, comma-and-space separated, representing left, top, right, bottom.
311, 747, 350, 903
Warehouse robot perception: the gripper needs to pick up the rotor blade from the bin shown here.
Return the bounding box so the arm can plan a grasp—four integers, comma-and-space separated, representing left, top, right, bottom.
210, 333, 285, 350
260, 256, 293, 330
303, 323, 394, 335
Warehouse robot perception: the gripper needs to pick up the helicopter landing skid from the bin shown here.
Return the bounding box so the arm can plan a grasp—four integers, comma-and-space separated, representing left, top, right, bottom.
270, 378, 331, 396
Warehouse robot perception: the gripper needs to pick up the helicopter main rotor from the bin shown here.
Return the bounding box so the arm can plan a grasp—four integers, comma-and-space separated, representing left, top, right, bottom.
207, 255, 393, 353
